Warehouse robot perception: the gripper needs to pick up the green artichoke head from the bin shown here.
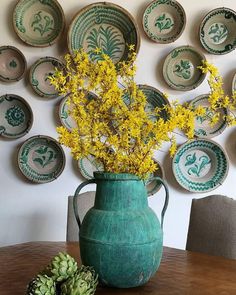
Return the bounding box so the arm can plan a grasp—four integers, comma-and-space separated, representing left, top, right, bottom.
26, 274, 56, 295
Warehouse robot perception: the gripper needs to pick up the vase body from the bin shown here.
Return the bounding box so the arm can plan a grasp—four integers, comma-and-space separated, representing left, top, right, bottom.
74, 172, 168, 288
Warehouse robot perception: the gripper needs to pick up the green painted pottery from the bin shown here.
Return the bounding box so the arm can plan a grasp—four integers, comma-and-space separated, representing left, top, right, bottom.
73, 172, 169, 288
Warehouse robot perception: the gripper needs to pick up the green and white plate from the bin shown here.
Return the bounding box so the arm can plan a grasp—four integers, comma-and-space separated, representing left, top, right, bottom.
29, 56, 64, 97
143, 0, 186, 43
172, 139, 228, 193
0, 46, 27, 82
163, 45, 206, 91
18, 135, 65, 183
190, 94, 227, 138
78, 155, 104, 179
67, 2, 140, 64
232, 72, 236, 95
199, 7, 236, 55
145, 159, 165, 196
0, 94, 33, 139
13, 0, 65, 47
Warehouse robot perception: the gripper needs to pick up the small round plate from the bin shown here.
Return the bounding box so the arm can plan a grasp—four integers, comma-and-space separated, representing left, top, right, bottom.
78, 155, 104, 179
0, 46, 26, 82
190, 94, 227, 138
143, 0, 186, 43
18, 135, 65, 183
145, 159, 165, 196
13, 0, 65, 47
0, 94, 33, 139
67, 2, 140, 64
199, 7, 236, 55
172, 139, 228, 193
29, 56, 64, 97
232, 72, 236, 95
163, 45, 206, 91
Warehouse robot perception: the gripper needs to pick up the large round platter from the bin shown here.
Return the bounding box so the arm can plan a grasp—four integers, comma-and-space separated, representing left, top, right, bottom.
145, 159, 165, 196
163, 45, 206, 91
29, 56, 64, 97
199, 7, 236, 55
67, 2, 140, 64
232, 72, 236, 95
13, 0, 65, 47
78, 155, 104, 180
18, 135, 65, 183
0, 46, 27, 82
172, 139, 228, 193
0, 94, 33, 139
142, 0, 186, 43
190, 94, 227, 138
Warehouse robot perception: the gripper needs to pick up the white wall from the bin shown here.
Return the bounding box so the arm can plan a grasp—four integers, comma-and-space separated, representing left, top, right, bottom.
0, 0, 235, 248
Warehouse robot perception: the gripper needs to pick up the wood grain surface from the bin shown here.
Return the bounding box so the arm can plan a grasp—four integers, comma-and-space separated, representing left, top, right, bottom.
0, 242, 236, 295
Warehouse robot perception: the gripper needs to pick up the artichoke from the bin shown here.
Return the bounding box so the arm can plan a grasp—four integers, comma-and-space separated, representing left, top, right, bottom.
26, 274, 56, 295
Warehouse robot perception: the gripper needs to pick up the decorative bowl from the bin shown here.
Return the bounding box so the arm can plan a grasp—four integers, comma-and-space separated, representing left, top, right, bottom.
232, 72, 236, 95
199, 7, 236, 55
163, 45, 206, 91
78, 155, 104, 180
0, 94, 33, 139
0, 45, 27, 82
142, 0, 186, 43
67, 2, 140, 64
172, 139, 229, 192
13, 0, 65, 47
145, 159, 165, 196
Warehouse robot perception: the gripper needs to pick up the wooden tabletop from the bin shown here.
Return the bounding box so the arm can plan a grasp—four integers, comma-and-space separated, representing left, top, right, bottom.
0, 242, 236, 294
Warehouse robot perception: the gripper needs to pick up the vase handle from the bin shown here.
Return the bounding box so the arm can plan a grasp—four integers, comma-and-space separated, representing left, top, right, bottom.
148, 177, 169, 229
73, 179, 96, 228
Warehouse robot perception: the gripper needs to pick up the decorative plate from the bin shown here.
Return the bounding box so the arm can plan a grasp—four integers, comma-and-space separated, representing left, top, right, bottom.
29, 56, 64, 97
163, 45, 206, 91
172, 139, 228, 193
78, 155, 104, 180
18, 135, 65, 183
0, 46, 27, 82
190, 94, 227, 138
67, 2, 140, 64
0, 94, 33, 139
142, 0, 186, 43
145, 159, 165, 196
13, 0, 65, 47
232, 72, 236, 95
199, 7, 236, 55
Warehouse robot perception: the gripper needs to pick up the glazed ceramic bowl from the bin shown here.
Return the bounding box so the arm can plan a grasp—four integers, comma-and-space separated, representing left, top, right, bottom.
78, 155, 104, 180
145, 159, 165, 196
232, 72, 236, 95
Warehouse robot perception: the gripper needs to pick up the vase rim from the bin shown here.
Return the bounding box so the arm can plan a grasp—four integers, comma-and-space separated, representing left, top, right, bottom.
93, 171, 141, 180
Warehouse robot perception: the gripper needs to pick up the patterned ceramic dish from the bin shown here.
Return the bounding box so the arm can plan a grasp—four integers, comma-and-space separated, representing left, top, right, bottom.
172, 139, 228, 193
190, 94, 228, 138
232, 72, 236, 95
142, 0, 186, 43
67, 2, 140, 64
0, 46, 27, 82
199, 7, 236, 55
18, 135, 65, 183
78, 155, 104, 180
13, 0, 65, 47
145, 159, 165, 196
29, 56, 64, 98
0, 94, 33, 139
163, 45, 206, 91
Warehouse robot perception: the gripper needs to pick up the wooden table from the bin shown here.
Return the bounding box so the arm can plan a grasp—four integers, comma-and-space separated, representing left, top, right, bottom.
0, 242, 236, 294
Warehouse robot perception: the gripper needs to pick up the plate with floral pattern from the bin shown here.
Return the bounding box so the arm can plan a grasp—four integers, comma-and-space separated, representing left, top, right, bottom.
18, 135, 65, 183
29, 56, 64, 97
142, 0, 186, 43
232, 72, 236, 95
13, 0, 65, 47
145, 159, 165, 196
190, 94, 228, 138
0, 94, 33, 139
67, 2, 140, 64
0, 46, 27, 82
172, 139, 228, 193
163, 45, 206, 91
78, 155, 104, 179
199, 7, 236, 55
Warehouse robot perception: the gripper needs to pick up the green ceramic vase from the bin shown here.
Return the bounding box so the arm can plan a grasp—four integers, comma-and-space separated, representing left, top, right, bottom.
73, 172, 169, 288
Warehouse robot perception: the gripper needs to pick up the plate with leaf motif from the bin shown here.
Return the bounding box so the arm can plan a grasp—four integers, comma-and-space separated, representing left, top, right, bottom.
29, 56, 64, 97
78, 155, 104, 179
199, 7, 236, 55
232, 72, 236, 95
142, 0, 186, 43
190, 94, 228, 138
67, 2, 140, 64
0, 94, 33, 139
145, 159, 165, 196
18, 135, 65, 183
13, 0, 65, 47
0, 46, 27, 82
172, 139, 228, 193
163, 45, 206, 91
